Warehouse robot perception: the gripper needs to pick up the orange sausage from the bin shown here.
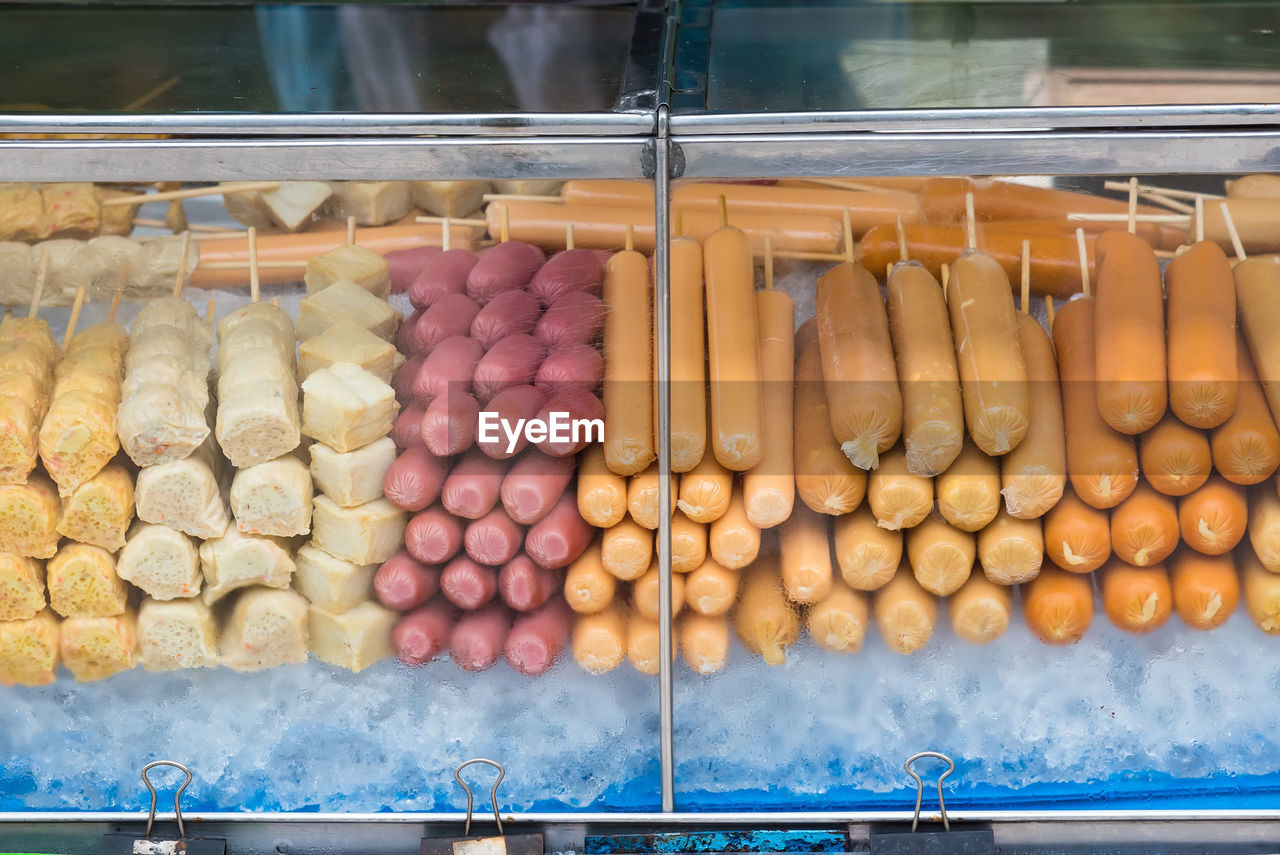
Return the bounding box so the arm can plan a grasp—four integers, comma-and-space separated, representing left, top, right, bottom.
1248, 484, 1280, 573
1177, 476, 1247, 555
817, 262, 901, 469
949, 573, 1013, 645
704, 222, 764, 471
794, 330, 866, 514
1100, 559, 1172, 634
778, 503, 833, 604
999, 314, 1066, 519
1138, 414, 1211, 497
1165, 241, 1237, 428
679, 611, 729, 674
1210, 337, 1280, 485
666, 234, 707, 473
1022, 565, 1094, 645
1234, 258, 1280, 427
684, 557, 740, 617
806, 574, 870, 653
735, 557, 800, 666
873, 562, 938, 655
1052, 297, 1139, 509
1042, 487, 1111, 573
1199, 198, 1280, 255
1170, 549, 1239, 631
602, 249, 655, 475
742, 287, 795, 527
1108, 484, 1179, 568
1225, 175, 1280, 198
1093, 230, 1167, 434
832, 506, 901, 592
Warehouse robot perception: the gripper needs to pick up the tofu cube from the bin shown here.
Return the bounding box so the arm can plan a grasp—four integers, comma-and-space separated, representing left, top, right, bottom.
117, 523, 202, 600
230, 454, 313, 538
301, 362, 396, 453
215, 381, 301, 469
409, 180, 491, 219
293, 544, 375, 613
0, 473, 62, 559
220, 182, 274, 229
263, 181, 332, 232
60, 609, 137, 682
96, 187, 142, 237
0, 609, 60, 686
47, 543, 128, 619
312, 495, 405, 565
136, 597, 220, 671
308, 601, 395, 672
41, 183, 101, 238
0, 183, 45, 241
328, 181, 411, 228
221, 587, 309, 671
304, 244, 390, 298
298, 320, 397, 385
309, 437, 395, 508
0, 552, 46, 621
134, 440, 230, 540
297, 280, 399, 342
199, 528, 295, 606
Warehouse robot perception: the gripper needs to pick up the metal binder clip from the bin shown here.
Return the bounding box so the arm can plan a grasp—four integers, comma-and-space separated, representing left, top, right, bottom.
420, 759, 543, 855
868, 752, 994, 855
142, 760, 193, 841
100, 761, 225, 855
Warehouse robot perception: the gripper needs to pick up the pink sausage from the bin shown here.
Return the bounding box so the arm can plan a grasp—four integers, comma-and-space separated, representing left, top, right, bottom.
500, 450, 575, 525
534, 344, 604, 395
412, 293, 481, 352
421, 390, 480, 457
392, 354, 425, 402
503, 598, 572, 675
524, 491, 594, 570
449, 603, 513, 671
464, 507, 524, 566
409, 248, 478, 310
472, 334, 545, 402
405, 506, 464, 565
440, 448, 505, 520
498, 554, 559, 612
394, 598, 457, 665
397, 308, 425, 353
466, 241, 546, 304
412, 335, 483, 402
374, 551, 439, 611
387, 246, 443, 295
475, 385, 547, 460
392, 402, 427, 449
440, 556, 499, 610
383, 445, 449, 512
528, 248, 605, 307
470, 290, 542, 350
533, 388, 604, 457
533, 292, 606, 350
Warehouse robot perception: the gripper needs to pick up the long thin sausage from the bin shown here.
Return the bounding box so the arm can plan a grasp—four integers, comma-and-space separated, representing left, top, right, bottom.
1211, 338, 1280, 485
709, 487, 760, 570
977, 509, 1044, 585
632, 562, 686, 621
742, 287, 795, 528
806, 574, 870, 653
602, 248, 655, 475
677, 452, 734, 524
705, 220, 764, 471
572, 603, 628, 674
1001, 314, 1066, 518
1243, 550, 1280, 632
1249, 485, 1280, 572
1166, 241, 1237, 428
666, 235, 707, 473
778, 503, 833, 604
680, 612, 730, 674
684, 557, 740, 616
1094, 230, 1166, 434
794, 329, 866, 514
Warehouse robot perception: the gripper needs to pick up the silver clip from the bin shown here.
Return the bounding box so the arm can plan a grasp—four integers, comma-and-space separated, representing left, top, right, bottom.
141, 760, 193, 840
905, 751, 956, 833
454, 759, 505, 837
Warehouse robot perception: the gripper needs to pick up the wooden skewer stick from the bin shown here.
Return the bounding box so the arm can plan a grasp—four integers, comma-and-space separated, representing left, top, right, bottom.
1220, 201, 1247, 262
206, 299, 217, 335
133, 218, 241, 234
964, 191, 978, 252
172, 230, 192, 298
1076, 228, 1091, 298
346, 216, 357, 245
63, 287, 86, 348
1066, 212, 1190, 224
500, 206, 511, 244
1045, 295, 1056, 330
767, 249, 846, 263
895, 215, 909, 263
842, 209, 854, 264
940, 263, 950, 301
107, 288, 123, 324
482, 193, 563, 204
415, 215, 487, 227
28, 252, 49, 319
674, 210, 685, 240
718, 195, 729, 229
800, 177, 894, 193
442, 217, 451, 253
1021, 239, 1031, 315
1195, 195, 1205, 244
1175, 244, 1191, 257
1102, 180, 1223, 202
764, 237, 774, 291
1154, 249, 1178, 260
624, 224, 635, 254
248, 227, 260, 303
198, 260, 304, 270
1138, 192, 1195, 215
566, 223, 575, 251
1127, 177, 1139, 235
885, 263, 894, 281
103, 181, 281, 207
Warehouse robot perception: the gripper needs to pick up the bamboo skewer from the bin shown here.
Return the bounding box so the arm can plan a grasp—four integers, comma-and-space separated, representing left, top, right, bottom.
1220, 201, 1248, 262
964, 191, 978, 252
1021, 239, 1031, 315
206, 299, 217, 336
442, 217, 452, 252
415, 215, 487, 228
103, 181, 281, 207
1195, 195, 1206, 244
199, 260, 305, 270
896, 215, 909, 264
248, 227, 260, 303
1076, 228, 1091, 298
62, 288, 86, 348
28, 252, 48, 319
764, 237, 774, 291
107, 288, 123, 324
482, 193, 563, 204
172, 231, 191, 298
718, 195, 729, 230
500, 206, 511, 243
1045, 295, 1055, 330
1066, 213, 1190, 224
842, 209, 854, 264
566, 223, 575, 251
346, 216, 357, 245
1141, 193, 1195, 215
1102, 180, 1223, 202
624, 224, 635, 254
133, 218, 240, 234
1127, 177, 1138, 235
941, 263, 950, 301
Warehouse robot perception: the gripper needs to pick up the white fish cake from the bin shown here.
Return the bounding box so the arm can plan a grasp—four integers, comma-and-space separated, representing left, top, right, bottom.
134, 440, 229, 540
57, 462, 135, 551
216, 352, 295, 402
118, 383, 211, 467
293, 544, 374, 613
60, 609, 136, 682
31, 240, 89, 305
308, 601, 395, 672
304, 242, 391, 298
199, 528, 296, 606
410, 180, 490, 219
216, 383, 301, 469
312, 495, 405, 566
129, 234, 198, 298
47, 542, 128, 619
230, 454, 312, 537
217, 302, 294, 347
0, 552, 46, 621
136, 597, 220, 671
217, 318, 296, 370
326, 182, 411, 232
117, 522, 202, 600
39, 389, 121, 496
263, 181, 331, 232
0, 473, 61, 558
127, 326, 208, 376
297, 280, 399, 342
298, 320, 396, 383
221, 586, 309, 671
0, 608, 59, 686
132, 296, 211, 351
85, 235, 142, 297
309, 437, 395, 509
0, 242, 36, 308
301, 362, 396, 453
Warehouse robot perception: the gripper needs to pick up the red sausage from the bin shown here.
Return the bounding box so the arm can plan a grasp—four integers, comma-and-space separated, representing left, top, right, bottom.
421, 390, 480, 457
392, 402, 427, 449
498, 553, 560, 612
392, 354, 425, 402
464, 506, 525, 566
449, 602, 513, 671
394, 598, 457, 665
533, 388, 604, 457
405, 506, 464, 564
409, 248, 477, 309
412, 335, 484, 402
524, 491, 594, 570
528, 248, 605, 307
412, 293, 481, 352
500, 450, 575, 525
374, 550, 439, 611
397, 308, 425, 353
383, 445, 449, 512
534, 292, 606, 350
440, 556, 499, 610
466, 241, 546, 304
504, 597, 573, 675
475, 384, 547, 460
387, 246, 443, 295
440, 448, 505, 519
470, 290, 542, 350
534, 344, 604, 395
473, 334, 546, 402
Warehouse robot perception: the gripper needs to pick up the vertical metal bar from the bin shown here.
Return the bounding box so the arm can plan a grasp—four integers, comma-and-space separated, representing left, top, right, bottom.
653, 103, 675, 814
